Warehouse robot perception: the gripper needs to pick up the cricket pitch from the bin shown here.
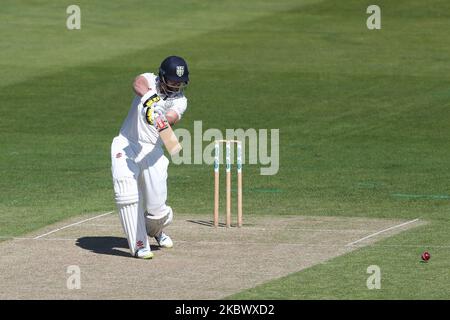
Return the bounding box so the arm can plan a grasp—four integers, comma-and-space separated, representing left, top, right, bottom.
0, 213, 424, 299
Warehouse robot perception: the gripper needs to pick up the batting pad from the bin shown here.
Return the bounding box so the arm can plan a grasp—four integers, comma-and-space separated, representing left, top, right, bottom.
114, 178, 150, 255
145, 207, 173, 237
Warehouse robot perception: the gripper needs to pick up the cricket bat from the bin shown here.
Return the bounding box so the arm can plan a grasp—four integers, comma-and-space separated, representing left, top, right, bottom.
155, 116, 182, 155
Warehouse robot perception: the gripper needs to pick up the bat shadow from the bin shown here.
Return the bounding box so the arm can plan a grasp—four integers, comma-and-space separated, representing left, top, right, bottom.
75, 236, 160, 258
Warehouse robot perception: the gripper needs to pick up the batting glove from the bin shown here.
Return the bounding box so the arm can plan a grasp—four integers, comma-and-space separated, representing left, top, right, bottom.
141, 89, 163, 127
154, 112, 169, 132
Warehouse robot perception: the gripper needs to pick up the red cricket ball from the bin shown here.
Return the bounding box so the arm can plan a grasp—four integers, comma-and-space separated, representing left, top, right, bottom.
421, 251, 431, 262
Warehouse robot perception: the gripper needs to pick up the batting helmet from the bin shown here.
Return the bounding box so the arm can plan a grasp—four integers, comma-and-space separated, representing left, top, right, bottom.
159, 55, 189, 81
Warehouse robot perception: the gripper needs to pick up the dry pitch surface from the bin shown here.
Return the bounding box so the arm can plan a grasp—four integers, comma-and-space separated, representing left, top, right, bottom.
0, 213, 423, 299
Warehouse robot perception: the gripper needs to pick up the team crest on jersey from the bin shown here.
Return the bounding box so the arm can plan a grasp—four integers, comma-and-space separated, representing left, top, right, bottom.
176, 66, 184, 77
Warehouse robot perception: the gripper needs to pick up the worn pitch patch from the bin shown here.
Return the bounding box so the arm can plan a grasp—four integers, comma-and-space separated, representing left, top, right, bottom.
0, 213, 423, 299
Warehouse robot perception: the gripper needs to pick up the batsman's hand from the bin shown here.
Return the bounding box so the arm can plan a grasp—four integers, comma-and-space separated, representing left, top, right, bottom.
144, 105, 158, 126
145, 106, 168, 131
154, 112, 169, 132
141, 89, 164, 127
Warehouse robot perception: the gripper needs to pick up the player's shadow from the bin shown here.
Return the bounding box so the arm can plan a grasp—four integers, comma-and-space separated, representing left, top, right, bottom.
75, 236, 160, 258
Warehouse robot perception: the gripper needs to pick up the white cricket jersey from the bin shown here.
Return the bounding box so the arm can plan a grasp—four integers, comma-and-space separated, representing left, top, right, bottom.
119, 73, 187, 145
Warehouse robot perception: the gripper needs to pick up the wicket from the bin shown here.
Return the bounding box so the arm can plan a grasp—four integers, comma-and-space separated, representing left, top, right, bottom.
213, 140, 243, 228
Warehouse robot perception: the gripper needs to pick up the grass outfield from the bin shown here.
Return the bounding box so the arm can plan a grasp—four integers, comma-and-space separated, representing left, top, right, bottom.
1, 0, 449, 299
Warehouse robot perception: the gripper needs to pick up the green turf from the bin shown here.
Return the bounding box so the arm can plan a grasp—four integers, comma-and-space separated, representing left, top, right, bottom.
1, 0, 449, 298
227, 221, 450, 299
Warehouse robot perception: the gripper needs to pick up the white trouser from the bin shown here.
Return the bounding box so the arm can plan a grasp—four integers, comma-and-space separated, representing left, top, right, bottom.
111, 135, 170, 255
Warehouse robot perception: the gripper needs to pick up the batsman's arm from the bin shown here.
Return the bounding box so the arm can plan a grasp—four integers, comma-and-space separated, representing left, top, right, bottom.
164, 110, 179, 126
134, 74, 180, 126
133, 75, 151, 97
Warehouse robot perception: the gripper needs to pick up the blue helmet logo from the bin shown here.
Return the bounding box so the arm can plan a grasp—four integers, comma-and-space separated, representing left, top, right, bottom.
176, 66, 184, 77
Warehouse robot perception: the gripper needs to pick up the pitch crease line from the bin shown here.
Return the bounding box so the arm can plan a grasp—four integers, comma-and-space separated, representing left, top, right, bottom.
346, 218, 420, 246
33, 211, 114, 239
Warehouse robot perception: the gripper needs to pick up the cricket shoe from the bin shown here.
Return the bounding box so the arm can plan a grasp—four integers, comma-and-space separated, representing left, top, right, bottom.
135, 248, 154, 259
155, 232, 173, 248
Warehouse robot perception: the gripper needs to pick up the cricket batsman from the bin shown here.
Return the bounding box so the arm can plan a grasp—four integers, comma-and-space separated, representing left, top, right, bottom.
111, 56, 189, 259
